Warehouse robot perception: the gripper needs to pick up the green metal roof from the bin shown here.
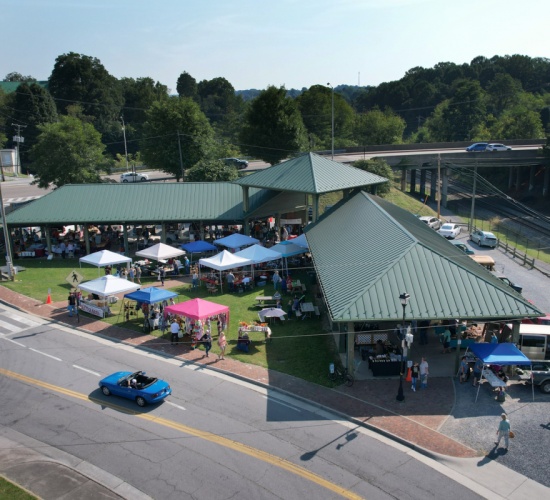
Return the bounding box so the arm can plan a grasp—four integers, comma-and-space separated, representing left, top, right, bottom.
6, 182, 276, 225
305, 191, 542, 322
234, 152, 388, 194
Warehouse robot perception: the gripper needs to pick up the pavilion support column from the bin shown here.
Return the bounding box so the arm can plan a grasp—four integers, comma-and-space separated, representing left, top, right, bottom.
508, 166, 514, 190
430, 169, 437, 201
199, 222, 205, 241
243, 217, 250, 236
123, 224, 129, 255
343, 189, 351, 199
160, 223, 166, 244
45, 227, 52, 255
242, 186, 249, 213
543, 166, 550, 197
441, 167, 448, 208
529, 165, 536, 192
400, 168, 406, 192
84, 225, 90, 255
346, 322, 355, 376
312, 194, 319, 223
419, 169, 427, 200
410, 169, 417, 194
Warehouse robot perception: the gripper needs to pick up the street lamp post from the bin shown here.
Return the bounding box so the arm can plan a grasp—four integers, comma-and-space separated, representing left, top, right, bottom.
327, 83, 334, 160
396, 292, 410, 402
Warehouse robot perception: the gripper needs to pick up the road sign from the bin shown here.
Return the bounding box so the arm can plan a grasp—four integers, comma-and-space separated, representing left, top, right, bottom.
66, 270, 84, 287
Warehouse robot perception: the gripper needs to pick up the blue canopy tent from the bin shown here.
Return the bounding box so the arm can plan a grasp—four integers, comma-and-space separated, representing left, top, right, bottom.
214, 233, 259, 249
468, 343, 533, 402
124, 287, 177, 304
181, 241, 218, 265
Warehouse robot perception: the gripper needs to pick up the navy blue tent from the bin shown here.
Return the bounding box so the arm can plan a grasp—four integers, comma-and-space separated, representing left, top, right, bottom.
468, 343, 533, 401
181, 241, 217, 253
124, 287, 177, 304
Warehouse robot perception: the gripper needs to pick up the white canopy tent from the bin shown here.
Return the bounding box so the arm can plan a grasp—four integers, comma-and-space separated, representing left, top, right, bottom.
135, 242, 185, 261
79, 275, 140, 298
199, 250, 254, 292
79, 250, 132, 275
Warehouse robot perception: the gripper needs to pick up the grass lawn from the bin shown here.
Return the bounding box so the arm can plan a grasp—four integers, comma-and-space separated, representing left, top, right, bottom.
2, 258, 338, 386
0, 477, 37, 499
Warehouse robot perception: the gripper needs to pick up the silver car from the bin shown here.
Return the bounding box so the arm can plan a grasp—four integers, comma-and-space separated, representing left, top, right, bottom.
470, 230, 498, 248
486, 143, 512, 152
120, 172, 149, 183
419, 216, 442, 230
438, 223, 461, 239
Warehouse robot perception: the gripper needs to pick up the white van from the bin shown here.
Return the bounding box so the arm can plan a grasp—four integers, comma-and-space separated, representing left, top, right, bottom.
516, 324, 550, 360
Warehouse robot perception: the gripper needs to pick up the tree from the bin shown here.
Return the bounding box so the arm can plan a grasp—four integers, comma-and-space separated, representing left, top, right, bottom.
490, 107, 544, 139
140, 97, 215, 180
3, 72, 35, 81
185, 159, 239, 182
352, 159, 392, 196
30, 115, 107, 188
486, 74, 522, 116
442, 79, 487, 140
353, 108, 406, 145
176, 71, 198, 101
10, 82, 58, 161
239, 86, 308, 165
48, 52, 123, 137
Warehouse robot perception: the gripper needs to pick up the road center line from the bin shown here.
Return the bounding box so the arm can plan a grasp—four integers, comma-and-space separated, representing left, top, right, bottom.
72, 365, 100, 376
29, 348, 62, 361
1, 337, 26, 347
0, 368, 361, 500
165, 401, 187, 411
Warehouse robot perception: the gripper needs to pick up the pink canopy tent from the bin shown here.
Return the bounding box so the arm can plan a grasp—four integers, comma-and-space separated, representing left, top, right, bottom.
164, 298, 229, 321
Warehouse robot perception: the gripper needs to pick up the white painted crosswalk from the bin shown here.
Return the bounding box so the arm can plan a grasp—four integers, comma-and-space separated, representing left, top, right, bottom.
0, 309, 45, 335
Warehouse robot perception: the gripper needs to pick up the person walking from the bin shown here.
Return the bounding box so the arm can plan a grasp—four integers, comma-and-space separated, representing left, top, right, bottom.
201, 331, 212, 358
218, 330, 227, 360
473, 357, 484, 387
495, 413, 511, 450
135, 265, 142, 285
160, 267, 166, 286
411, 362, 420, 392
128, 266, 135, 283
419, 357, 429, 389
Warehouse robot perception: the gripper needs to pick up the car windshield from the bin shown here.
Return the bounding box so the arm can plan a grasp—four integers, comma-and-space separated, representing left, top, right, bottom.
441, 224, 453, 230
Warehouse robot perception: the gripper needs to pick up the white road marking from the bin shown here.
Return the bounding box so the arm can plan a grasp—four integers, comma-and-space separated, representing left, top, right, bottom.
29, 348, 62, 361
261, 394, 302, 412
0, 318, 23, 332
2, 337, 26, 347
72, 365, 100, 376
165, 401, 187, 411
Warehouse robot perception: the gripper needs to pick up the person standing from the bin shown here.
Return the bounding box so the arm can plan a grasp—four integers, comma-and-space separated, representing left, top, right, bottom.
170, 319, 180, 345
67, 292, 76, 317
135, 265, 142, 284
128, 266, 135, 283
411, 362, 420, 392
441, 327, 451, 353
160, 267, 166, 286
473, 357, 484, 387
459, 356, 469, 383
495, 413, 511, 450
226, 271, 235, 292
272, 270, 281, 291
218, 330, 227, 360
491, 332, 499, 344
192, 270, 199, 289
184, 256, 190, 275
419, 357, 429, 389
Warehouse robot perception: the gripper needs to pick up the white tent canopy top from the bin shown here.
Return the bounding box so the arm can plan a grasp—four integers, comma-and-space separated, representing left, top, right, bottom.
79, 250, 132, 268
199, 250, 253, 271
135, 242, 185, 261
79, 275, 140, 298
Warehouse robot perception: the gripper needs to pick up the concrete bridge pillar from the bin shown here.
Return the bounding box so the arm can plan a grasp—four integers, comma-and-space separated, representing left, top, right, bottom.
508, 167, 514, 190
419, 169, 427, 199
400, 168, 406, 192
543, 167, 550, 197
529, 165, 536, 192
516, 166, 521, 190
441, 168, 448, 208
410, 169, 417, 194
430, 169, 437, 201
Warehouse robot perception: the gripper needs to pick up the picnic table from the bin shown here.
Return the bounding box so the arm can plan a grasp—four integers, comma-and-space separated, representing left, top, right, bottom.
300, 302, 315, 319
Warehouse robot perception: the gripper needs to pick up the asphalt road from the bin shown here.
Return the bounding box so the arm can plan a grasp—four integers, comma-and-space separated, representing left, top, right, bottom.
0, 306, 485, 500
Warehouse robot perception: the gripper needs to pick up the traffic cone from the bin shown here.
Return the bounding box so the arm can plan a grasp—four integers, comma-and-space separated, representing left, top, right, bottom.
405, 367, 412, 382
46, 292, 52, 304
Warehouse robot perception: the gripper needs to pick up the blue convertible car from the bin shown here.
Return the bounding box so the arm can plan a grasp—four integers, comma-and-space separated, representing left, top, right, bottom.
99, 371, 172, 407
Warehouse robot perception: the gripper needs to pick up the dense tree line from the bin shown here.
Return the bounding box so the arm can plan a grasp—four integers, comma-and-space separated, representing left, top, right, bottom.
1, 52, 549, 188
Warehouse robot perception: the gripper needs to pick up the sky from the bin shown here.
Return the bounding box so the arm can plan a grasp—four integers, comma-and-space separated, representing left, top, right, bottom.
1, 0, 549, 92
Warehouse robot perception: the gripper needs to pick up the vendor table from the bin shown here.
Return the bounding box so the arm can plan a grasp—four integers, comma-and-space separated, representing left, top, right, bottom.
481, 369, 507, 388
300, 302, 314, 319
255, 296, 273, 303
368, 356, 402, 377
239, 325, 272, 341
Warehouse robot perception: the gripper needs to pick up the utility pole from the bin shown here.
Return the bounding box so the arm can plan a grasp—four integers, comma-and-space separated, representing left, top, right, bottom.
120, 116, 131, 174
0, 180, 15, 280
437, 154, 441, 219
469, 161, 478, 232
327, 83, 334, 160
11, 123, 26, 177
177, 131, 184, 181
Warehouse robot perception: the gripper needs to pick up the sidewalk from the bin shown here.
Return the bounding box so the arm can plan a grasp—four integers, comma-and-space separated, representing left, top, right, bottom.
0, 283, 547, 499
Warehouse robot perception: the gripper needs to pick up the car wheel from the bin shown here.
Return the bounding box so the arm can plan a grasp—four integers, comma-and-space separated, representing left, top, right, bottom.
136, 396, 147, 407
122, 180, 129, 183
140, 177, 147, 182
101, 386, 111, 396
540, 381, 550, 394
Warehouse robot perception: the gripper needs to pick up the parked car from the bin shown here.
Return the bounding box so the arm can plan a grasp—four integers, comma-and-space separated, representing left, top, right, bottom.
438, 223, 462, 239
120, 172, 149, 183
466, 142, 488, 152
494, 273, 523, 294
519, 360, 550, 393
222, 158, 248, 169
419, 216, 442, 230
99, 370, 171, 407
470, 230, 498, 248
486, 143, 512, 152
452, 242, 474, 255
